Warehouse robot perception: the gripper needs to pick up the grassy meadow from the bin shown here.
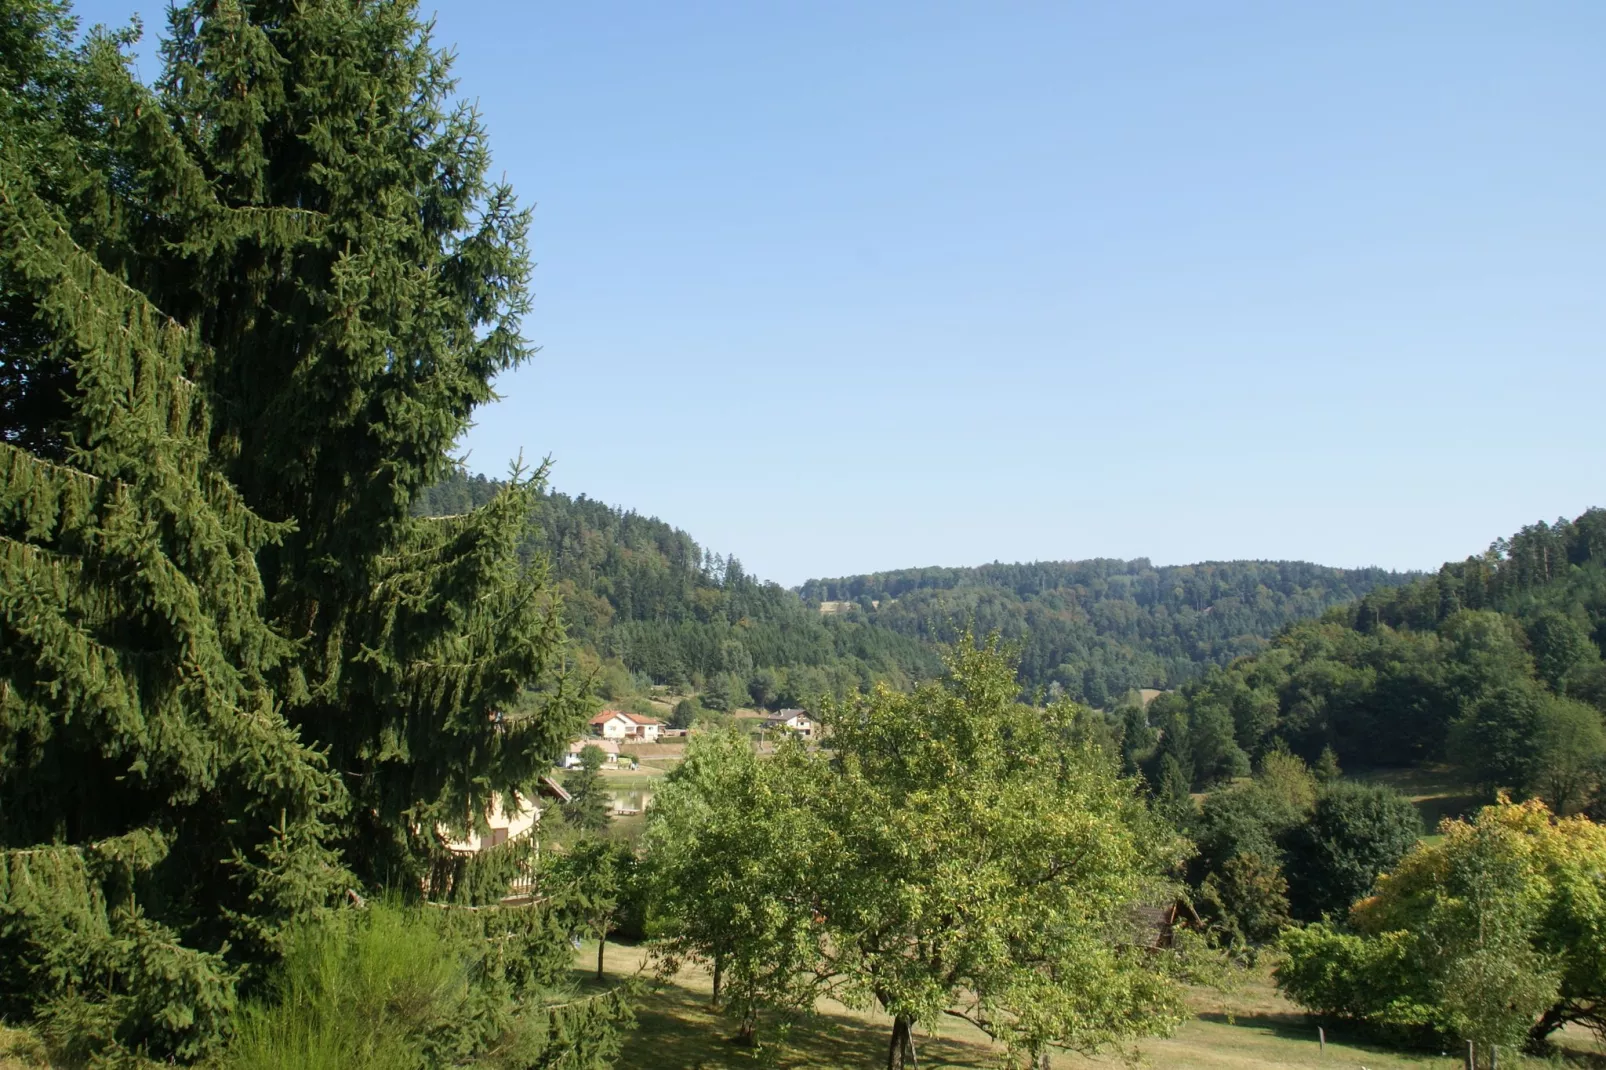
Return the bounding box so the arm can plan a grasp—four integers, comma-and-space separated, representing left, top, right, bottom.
1350, 765, 1485, 843
582, 941, 1605, 1070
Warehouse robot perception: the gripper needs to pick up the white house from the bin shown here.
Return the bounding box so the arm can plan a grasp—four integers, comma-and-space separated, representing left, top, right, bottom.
589, 709, 664, 743
760, 709, 815, 740
562, 738, 620, 769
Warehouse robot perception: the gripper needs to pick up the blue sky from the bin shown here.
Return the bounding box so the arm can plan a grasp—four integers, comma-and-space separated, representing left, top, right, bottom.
80, 2, 1606, 586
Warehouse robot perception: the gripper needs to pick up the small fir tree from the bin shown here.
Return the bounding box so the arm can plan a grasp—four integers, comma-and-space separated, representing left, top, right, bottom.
1313, 745, 1343, 783
563, 745, 613, 833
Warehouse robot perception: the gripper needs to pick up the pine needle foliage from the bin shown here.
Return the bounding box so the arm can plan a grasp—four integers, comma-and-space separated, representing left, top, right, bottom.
147, 0, 587, 885
2, 1, 344, 1055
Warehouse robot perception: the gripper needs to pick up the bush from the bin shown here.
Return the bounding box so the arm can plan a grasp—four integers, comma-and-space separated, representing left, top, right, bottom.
1191, 781, 1307, 882
1276, 923, 1433, 1026
1199, 851, 1291, 949
227, 906, 465, 1070
226, 901, 638, 1070
1278, 799, 1606, 1053
669, 698, 700, 730
1283, 782, 1422, 921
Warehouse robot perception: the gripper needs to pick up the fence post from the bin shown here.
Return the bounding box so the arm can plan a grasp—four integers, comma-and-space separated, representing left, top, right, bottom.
1317, 1026, 1325, 1054
1465, 1040, 1476, 1070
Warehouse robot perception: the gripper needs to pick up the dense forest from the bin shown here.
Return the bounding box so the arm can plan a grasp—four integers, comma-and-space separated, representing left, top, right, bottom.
1142, 508, 1606, 793
805, 558, 1416, 703
418, 471, 1416, 710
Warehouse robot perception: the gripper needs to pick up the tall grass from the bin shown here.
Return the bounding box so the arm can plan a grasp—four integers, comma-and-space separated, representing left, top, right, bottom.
224, 905, 468, 1070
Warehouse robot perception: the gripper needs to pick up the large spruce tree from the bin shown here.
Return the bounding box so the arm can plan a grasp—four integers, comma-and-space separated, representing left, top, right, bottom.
1, 0, 597, 1059
151, 0, 585, 881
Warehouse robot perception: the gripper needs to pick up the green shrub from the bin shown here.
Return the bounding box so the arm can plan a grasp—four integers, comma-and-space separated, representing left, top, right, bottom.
1283, 782, 1422, 921
669, 698, 700, 730
1191, 781, 1306, 882
225, 899, 636, 1070
1276, 923, 1433, 1026
1198, 851, 1291, 949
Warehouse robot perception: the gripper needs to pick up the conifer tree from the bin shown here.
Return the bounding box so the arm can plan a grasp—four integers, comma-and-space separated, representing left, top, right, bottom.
148, 0, 587, 883
1, 0, 613, 1060
1, 2, 342, 1055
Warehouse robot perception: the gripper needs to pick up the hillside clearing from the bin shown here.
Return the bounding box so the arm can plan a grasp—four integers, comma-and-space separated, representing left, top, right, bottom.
1351, 765, 1484, 837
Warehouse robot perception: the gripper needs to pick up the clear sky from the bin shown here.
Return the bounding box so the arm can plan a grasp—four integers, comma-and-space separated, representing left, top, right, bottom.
78, 1, 1606, 586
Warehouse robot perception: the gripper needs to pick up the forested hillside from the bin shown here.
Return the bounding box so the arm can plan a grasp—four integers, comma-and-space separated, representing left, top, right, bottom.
416, 471, 941, 709
420, 471, 1414, 708
803, 559, 1416, 702
1145, 508, 1606, 796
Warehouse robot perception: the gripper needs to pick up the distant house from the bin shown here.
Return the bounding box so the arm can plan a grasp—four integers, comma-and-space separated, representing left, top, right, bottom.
562, 738, 620, 769
590, 709, 664, 743
440, 776, 571, 854
760, 709, 815, 740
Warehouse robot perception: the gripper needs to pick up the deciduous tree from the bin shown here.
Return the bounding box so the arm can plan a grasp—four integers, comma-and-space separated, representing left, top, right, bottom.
812, 637, 1192, 1069
1279, 798, 1606, 1055
1282, 782, 1421, 921
645, 730, 824, 1046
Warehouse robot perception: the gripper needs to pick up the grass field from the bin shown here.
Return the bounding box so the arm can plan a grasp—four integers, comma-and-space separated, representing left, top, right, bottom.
0, 1027, 47, 1070
2, 947, 1599, 1069
599, 766, 668, 786
1350, 765, 1485, 841
582, 941, 1605, 1070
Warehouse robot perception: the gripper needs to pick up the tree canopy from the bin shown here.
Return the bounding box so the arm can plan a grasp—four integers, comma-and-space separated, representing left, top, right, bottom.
1150, 509, 1606, 799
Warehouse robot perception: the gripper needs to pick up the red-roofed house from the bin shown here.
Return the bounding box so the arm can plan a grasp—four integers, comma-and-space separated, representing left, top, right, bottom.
590, 709, 663, 743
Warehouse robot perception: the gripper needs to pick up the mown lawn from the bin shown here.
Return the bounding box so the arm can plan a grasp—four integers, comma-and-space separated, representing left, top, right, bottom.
580, 941, 1605, 1069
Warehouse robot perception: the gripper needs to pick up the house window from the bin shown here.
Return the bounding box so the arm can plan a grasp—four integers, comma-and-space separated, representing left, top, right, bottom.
488, 827, 509, 847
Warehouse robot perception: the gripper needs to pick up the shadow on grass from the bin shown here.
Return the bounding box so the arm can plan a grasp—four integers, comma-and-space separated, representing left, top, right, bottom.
573, 965, 996, 1069
1195, 1009, 1453, 1063
1197, 1010, 1606, 1069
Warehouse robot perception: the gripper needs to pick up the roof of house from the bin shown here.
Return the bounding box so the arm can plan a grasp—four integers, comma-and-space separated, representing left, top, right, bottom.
589, 709, 664, 727
762, 711, 813, 724
535, 776, 571, 804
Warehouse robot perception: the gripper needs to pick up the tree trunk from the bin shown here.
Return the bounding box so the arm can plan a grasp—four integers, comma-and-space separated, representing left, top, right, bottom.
596, 927, 606, 980
711, 953, 723, 1009
887, 1015, 917, 1070
1528, 1005, 1568, 1052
